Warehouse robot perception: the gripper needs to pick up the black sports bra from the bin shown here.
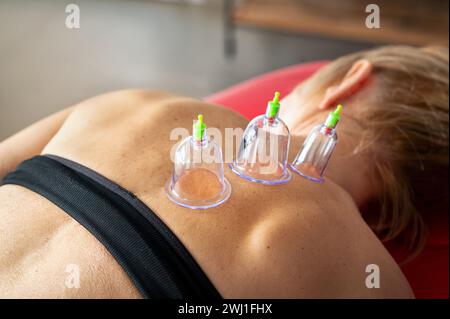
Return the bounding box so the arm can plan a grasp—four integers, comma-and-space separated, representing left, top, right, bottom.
1, 155, 221, 299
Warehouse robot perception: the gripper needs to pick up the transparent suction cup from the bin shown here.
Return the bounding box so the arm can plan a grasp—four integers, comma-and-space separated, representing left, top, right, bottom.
289, 105, 342, 183
229, 92, 292, 185
289, 125, 337, 183
165, 115, 231, 210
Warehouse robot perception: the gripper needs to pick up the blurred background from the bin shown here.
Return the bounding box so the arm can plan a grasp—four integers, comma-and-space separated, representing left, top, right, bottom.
0, 0, 448, 140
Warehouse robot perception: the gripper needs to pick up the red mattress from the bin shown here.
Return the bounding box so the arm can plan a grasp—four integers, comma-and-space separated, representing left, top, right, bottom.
205, 62, 449, 299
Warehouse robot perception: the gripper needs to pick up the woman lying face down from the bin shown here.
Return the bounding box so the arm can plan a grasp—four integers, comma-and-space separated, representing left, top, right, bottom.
0, 45, 447, 298
280, 45, 449, 258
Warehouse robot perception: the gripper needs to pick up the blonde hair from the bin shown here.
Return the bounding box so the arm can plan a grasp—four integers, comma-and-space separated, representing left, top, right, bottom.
306, 46, 449, 260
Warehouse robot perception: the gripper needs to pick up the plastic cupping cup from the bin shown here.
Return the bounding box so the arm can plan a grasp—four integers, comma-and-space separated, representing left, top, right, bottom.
289, 105, 342, 183
229, 92, 292, 185
165, 115, 231, 209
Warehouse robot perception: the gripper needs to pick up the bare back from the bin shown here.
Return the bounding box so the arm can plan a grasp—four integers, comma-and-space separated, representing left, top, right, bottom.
0, 90, 413, 298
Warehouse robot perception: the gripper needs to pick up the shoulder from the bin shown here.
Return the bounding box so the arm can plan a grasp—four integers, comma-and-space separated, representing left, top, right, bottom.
67, 89, 247, 128
69, 89, 180, 113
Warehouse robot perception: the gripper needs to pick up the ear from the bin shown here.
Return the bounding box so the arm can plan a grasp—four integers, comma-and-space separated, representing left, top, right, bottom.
318, 59, 373, 110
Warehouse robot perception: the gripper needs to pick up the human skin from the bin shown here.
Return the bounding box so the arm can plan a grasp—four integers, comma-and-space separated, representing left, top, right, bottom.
0, 88, 413, 298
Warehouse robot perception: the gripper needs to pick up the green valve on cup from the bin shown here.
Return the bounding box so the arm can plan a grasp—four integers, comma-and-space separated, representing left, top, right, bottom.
325, 104, 343, 129
193, 114, 206, 142
265, 91, 281, 119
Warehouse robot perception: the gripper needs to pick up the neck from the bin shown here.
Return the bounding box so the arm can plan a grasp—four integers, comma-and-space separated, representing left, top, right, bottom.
325, 147, 377, 208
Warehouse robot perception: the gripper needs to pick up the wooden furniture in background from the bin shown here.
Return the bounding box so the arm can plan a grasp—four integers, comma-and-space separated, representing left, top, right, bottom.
232, 0, 449, 46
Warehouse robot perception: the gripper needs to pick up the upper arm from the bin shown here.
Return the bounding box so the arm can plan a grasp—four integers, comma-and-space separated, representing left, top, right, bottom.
0, 107, 73, 179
